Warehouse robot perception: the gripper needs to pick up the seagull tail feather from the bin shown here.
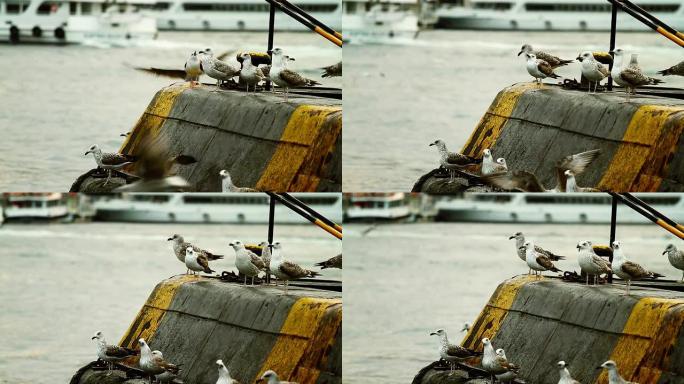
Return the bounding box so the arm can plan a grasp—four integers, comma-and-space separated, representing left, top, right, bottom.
649, 272, 665, 279
657, 68, 673, 76
649, 77, 665, 85
307, 270, 321, 277
559, 59, 574, 66
314, 261, 329, 269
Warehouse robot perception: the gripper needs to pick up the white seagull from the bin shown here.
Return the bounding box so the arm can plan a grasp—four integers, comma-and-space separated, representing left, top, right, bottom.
525, 53, 561, 86
663, 244, 684, 282
138, 339, 180, 384
429, 329, 481, 371
576, 240, 611, 285
494, 348, 519, 383
522, 240, 562, 277
200, 48, 241, 90
509, 232, 565, 274
185, 247, 216, 274
598, 360, 637, 384
577, 51, 610, 93
239, 53, 266, 93
258, 370, 298, 384
184, 51, 203, 86
518, 44, 573, 68
565, 170, 600, 192
230, 240, 266, 285
481, 338, 518, 384
91, 331, 138, 373
168, 234, 223, 273
429, 139, 482, 181
152, 351, 183, 383
219, 170, 258, 192
481, 148, 508, 176
557, 361, 581, 384
216, 359, 241, 384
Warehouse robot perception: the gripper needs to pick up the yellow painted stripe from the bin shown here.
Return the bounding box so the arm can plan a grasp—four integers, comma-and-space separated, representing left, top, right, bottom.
119, 83, 191, 155
598, 105, 682, 191
461, 83, 537, 158
598, 297, 684, 383
255, 105, 341, 192
462, 275, 537, 351
118, 274, 200, 349
255, 297, 342, 384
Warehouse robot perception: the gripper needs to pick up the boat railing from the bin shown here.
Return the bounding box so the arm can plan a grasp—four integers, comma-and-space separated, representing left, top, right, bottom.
606, 0, 684, 90
604, 192, 684, 282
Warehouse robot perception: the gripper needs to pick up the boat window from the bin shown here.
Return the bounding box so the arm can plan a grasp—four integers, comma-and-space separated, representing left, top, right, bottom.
182, 195, 269, 204
183, 3, 269, 12
5, 0, 29, 13
473, 2, 512, 10
299, 4, 337, 12
81, 2, 92, 14
296, 196, 339, 206
345, 1, 356, 13
37, 1, 61, 14
473, 195, 513, 202
130, 195, 171, 203
69, 2, 76, 14
525, 3, 678, 13
525, 195, 611, 204
639, 196, 680, 205
136, 2, 170, 10
389, 199, 404, 207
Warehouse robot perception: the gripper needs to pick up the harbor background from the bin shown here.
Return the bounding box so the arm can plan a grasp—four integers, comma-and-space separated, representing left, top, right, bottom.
0, 31, 341, 192
342, 220, 683, 384
343, 30, 684, 191
0, 220, 341, 384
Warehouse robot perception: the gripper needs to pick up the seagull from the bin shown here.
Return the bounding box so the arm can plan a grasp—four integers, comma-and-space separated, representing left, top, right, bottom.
201, 48, 241, 90
565, 170, 600, 192
270, 47, 320, 101
481, 149, 507, 176
314, 254, 342, 269
663, 244, 684, 282
219, 170, 258, 192
321, 61, 342, 78
657, 60, 684, 77
461, 322, 471, 333
612, 49, 663, 102
270, 242, 320, 294
91, 331, 138, 373
509, 232, 565, 274
525, 53, 561, 85
481, 338, 517, 384
429, 329, 481, 371
612, 241, 663, 294
230, 240, 266, 285
259, 55, 295, 79
522, 240, 562, 277
577, 240, 611, 285
152, 351, 183, 383
518, 44, 573, 68
185, 247, 215, 275
258, 241, 273, 284
482, 149, 601, 192
138, 339, 180, 384
184, 51, 203, 86
429, 139, 482, 182
258, 370, 298, 384
239, 53, 266, 93
84, 144, 137, 186
168, 234, 223, 273
577, 51, 610, 93
216, 359, 241, 384
557, 361, 581, 384
598, 360, 637, 384
494, 349, 519, 383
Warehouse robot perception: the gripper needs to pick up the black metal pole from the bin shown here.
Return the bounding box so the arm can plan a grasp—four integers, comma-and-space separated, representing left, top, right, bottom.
608, 1, 617, 91
608, 195, 618, 283
281, 193, 342, 231
268, 195, 275, 246
266, 3, 275, 91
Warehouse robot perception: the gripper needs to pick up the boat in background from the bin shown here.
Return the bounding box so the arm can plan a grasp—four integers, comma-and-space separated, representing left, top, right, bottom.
153, 0, 341, 31
434, 193, 684, 223
89, 193, 343, 224
435, 0, 684, 31
343, 0, 419, 44
0, 0, 157, 44
344, 192, 414, 221
2, 193, 69, 221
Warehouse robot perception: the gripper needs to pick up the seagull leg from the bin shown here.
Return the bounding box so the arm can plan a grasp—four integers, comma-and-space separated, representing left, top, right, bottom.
104, 169, 112, 186
251, 276, 255, 285
244, 275, 247, 286
284, 280, 289, 294
681, 271, 683, 282
626, 280, 631, 295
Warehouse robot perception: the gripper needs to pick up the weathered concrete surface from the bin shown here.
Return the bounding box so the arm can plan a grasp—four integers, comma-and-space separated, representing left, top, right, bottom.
72, 275, 341, 384
415, 83, 684, 192
73, 83, 342, 192
416, 275, 684, 384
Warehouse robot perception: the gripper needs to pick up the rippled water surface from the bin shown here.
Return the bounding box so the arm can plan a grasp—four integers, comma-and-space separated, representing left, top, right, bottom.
343, 221, 682, 383
0, 32, 341, 191
343, 30, 684, 191
0, 222, 341, 384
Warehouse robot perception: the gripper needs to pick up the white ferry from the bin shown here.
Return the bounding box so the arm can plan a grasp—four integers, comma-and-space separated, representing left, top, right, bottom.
89, 193, 343, 224
0, 0, 157, 44
434, 193, 684, 224
153, 0, 342, 31
344, 192, 413, 221
343, 0, 419, 44
435, 0, 684, 31
2, 193, 69, 221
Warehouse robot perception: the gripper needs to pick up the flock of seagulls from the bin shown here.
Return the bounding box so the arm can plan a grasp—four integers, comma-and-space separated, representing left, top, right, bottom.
518, 43, 675, 102
509, 232, 681, 294
430, 331, 643, 383
91, 331, 296, 384
181, 46, 338, 101
429, 140, 601, 192
168, 233, 340, 293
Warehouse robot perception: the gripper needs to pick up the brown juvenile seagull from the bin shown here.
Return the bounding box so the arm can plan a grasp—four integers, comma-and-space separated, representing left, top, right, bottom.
518, 44, 574, 68
429, 139, 482, 182
430, 329, 481, 371
168, 234, 223, 273
315, 254, 342, 269
270, 242, 320, 294
139, 339, 180, 384
612, 241, 663, 294
482, 149, 600, 192
92, 331, 138, 373
522, 240, 562, 277
509, 232, 564, 274
84, 144, 137, 186
185, 247, 215, 274
321, 61, 342, 78
658, 60, 684, 76
270, 47, 320, 101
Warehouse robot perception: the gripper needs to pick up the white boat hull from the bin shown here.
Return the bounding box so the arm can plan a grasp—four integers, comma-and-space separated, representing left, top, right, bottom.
156, 10, 341, 31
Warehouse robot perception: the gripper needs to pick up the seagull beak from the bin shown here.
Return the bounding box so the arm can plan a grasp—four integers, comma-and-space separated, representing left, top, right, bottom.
167, 237, 173, 241
663, 250, 667, 255
518, 246, 525, 250
84, 150, 91, 155
256, 379, 264, 383
430, 332, 437, 336
508, 236, 515, 240
91, 336, 97, 340
596, 366, 603, 370
429, 143, 434, 146
517, 50, 522, 56
229, 243, 234, 246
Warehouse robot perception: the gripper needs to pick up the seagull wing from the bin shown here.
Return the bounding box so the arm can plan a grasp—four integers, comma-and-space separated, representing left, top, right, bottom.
446, 152, 481, 166
213, 59, 240, 76
590, 254, 611, 273
621, 261, 650, 279
536, 245, 565, 261
197, 254, 213, 272
279, 260, 310, 279
105, 344, 137, 358
101, 152, 136, 166
315, 254, 342, 269
597, 62, 610, 77
620, 68, 651, 86
658, 60, 684, 76
248, 251, 266, 269
537, 60, 557, 77
280, 69, 320, 87
536, 253, 559, 272
321, 61, 342, 78
481, 171, 547, 192
536, 51, 565, 68
446, 344, 480, 359
555, 149, 601, 191
132, 66, 187, 79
